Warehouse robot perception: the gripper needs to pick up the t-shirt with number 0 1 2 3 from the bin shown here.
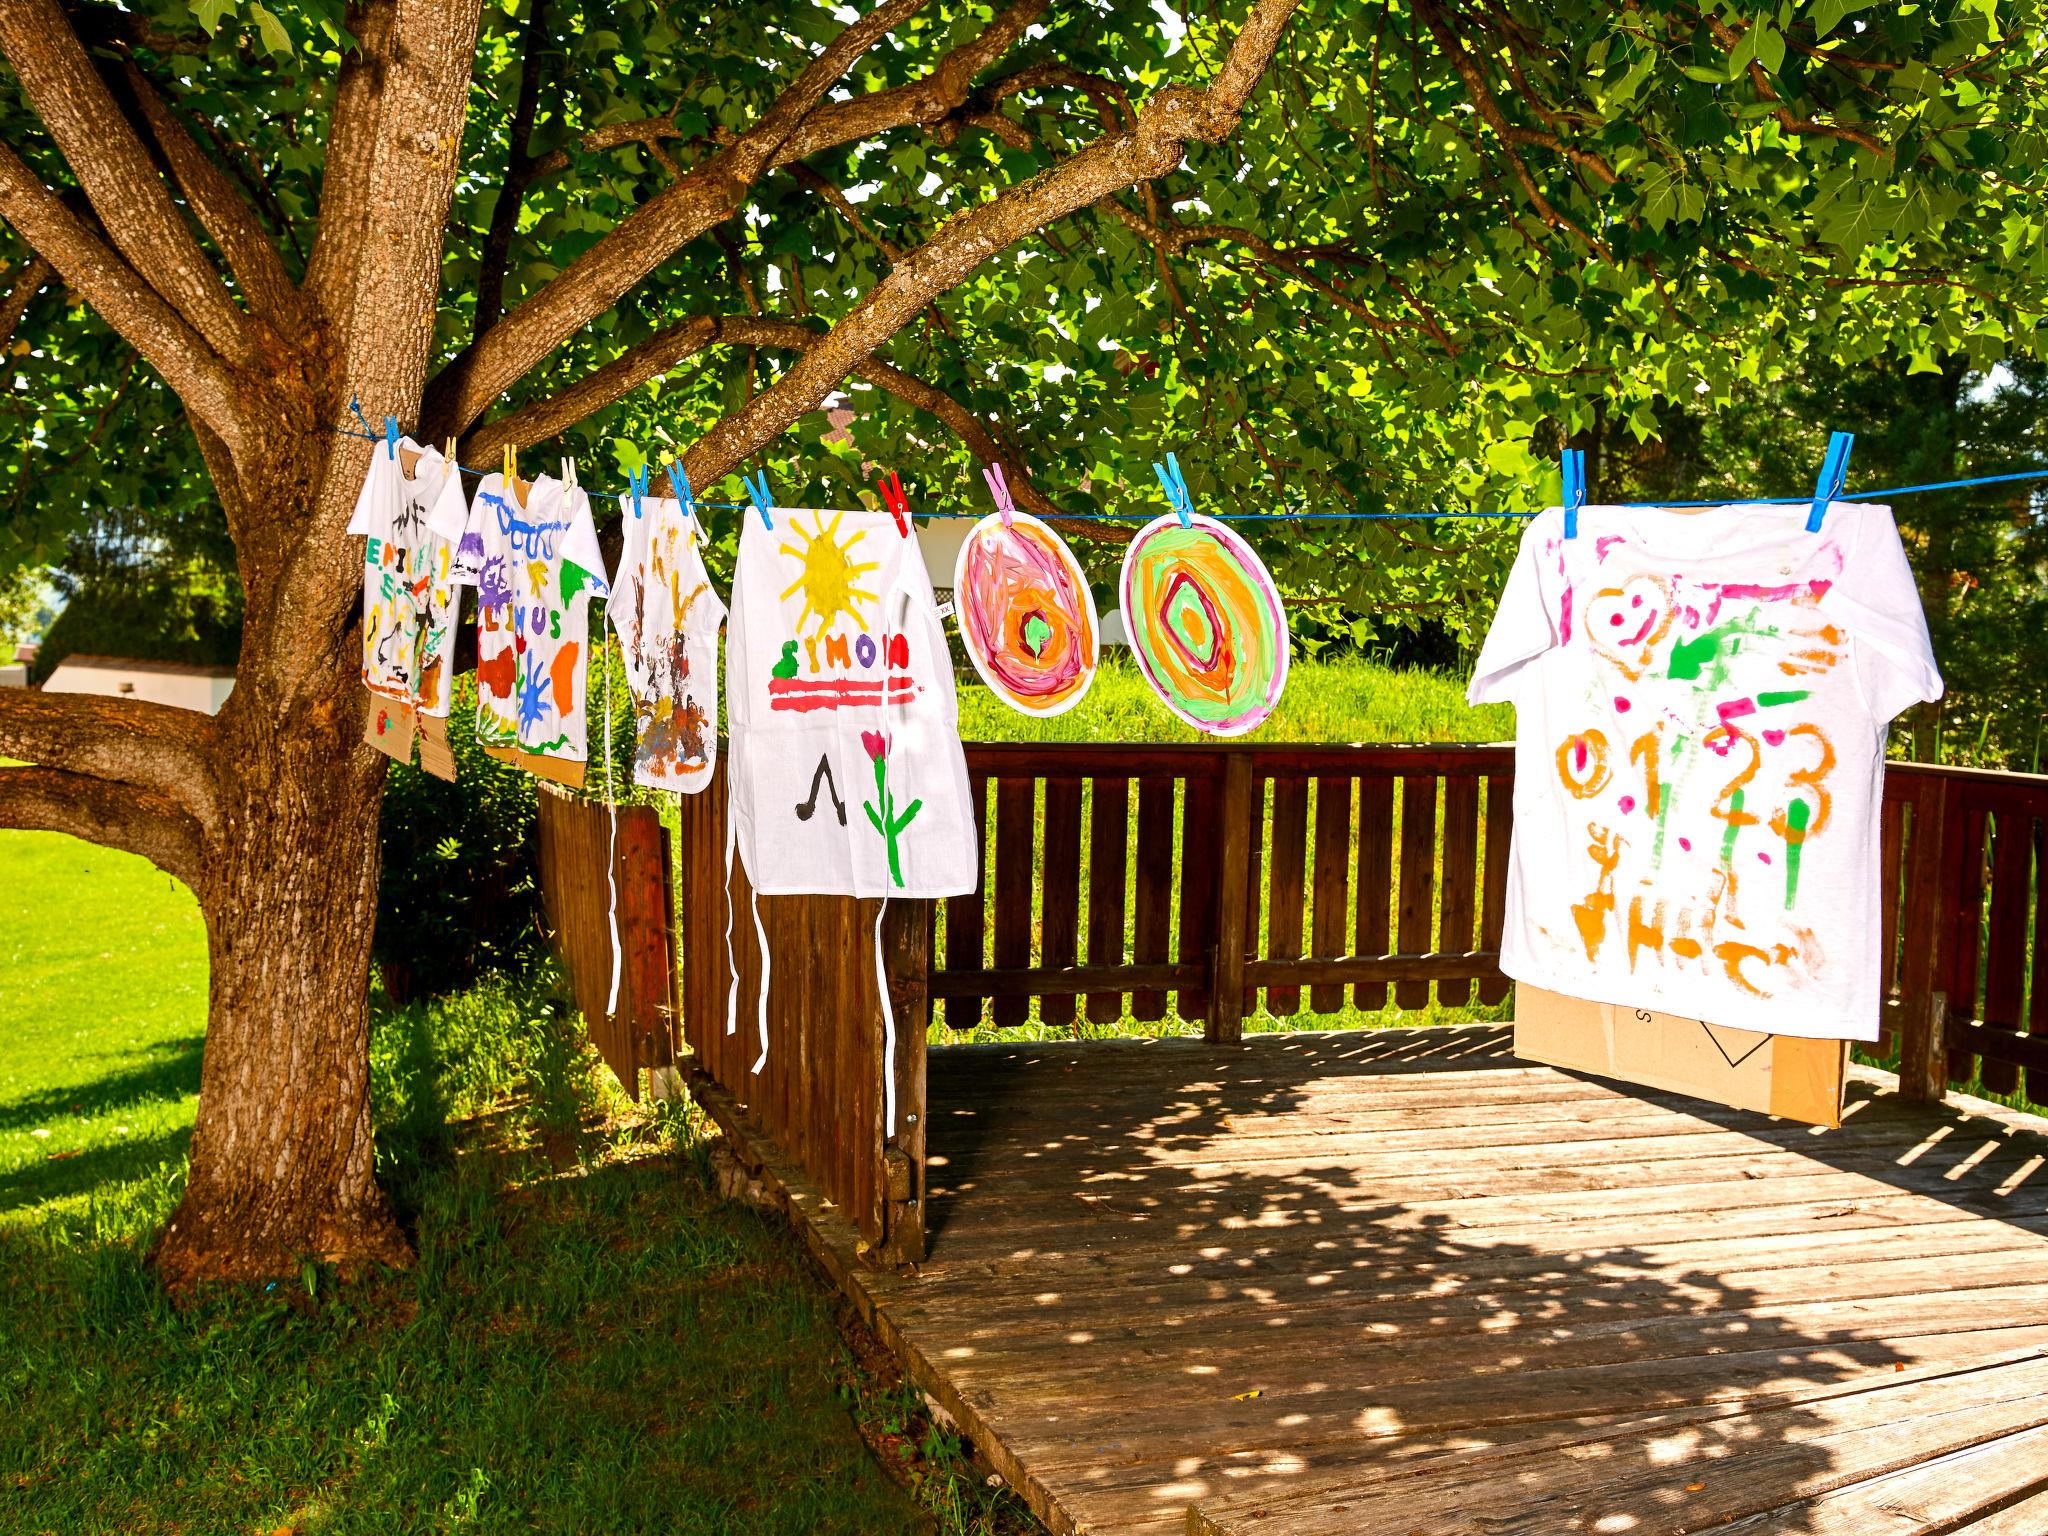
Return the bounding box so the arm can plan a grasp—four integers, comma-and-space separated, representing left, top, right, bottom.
1467, 500, 1941, 1043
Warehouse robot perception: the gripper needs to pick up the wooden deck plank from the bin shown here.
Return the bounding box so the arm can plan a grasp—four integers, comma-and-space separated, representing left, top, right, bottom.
704, 1028, 2048, 1536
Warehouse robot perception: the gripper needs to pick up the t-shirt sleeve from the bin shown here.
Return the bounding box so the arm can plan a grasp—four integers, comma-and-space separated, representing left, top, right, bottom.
346, 454, 389, 538
1818, 505, 1943, 724
1467, 511, 1564, 706
560, 489, 611, 605
448, 480, 492, 586
425, 465, 469, 545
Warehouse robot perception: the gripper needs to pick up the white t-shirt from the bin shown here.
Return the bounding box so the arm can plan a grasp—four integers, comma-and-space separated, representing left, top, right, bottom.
454, 471, 610, 779
1469, 501, 1942, 1042
610, 493, 725, 792
347, 439, 470, 715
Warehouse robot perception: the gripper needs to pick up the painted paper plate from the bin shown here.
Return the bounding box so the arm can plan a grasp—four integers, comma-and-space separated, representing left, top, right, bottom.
1119, 512, 1289, 737
953, 511, 1099, 716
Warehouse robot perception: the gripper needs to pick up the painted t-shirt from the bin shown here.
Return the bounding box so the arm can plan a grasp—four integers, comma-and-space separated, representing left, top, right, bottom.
611, 493, 725, 793
1468, 501, 1941, 1042
456, 471, 611, 787
347, 439, 470, 716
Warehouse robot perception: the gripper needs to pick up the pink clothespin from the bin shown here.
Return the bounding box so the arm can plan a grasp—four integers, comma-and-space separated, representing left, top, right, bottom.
877, 471, 912, 538
982, 463, 1016, 530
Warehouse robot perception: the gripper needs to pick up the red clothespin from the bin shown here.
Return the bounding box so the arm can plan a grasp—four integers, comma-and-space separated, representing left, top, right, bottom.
877, 471, 911, 537
983, 463, 1016, 529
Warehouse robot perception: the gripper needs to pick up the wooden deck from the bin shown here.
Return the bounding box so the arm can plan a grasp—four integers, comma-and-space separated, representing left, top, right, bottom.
703, 1026, 2048, 1535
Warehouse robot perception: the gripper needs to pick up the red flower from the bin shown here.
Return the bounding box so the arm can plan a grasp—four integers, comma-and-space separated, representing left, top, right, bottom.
860, 729, 891, 762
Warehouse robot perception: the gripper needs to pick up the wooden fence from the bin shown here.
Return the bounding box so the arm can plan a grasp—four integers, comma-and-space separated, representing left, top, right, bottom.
603, 743, 2048, 1267
933, 743, 1515, 1038
534, 787, 679, 1098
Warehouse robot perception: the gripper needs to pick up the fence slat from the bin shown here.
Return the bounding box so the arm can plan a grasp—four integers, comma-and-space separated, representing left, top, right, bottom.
1039, 779, 1084, 1030
1264, 776, 1310, 1017
1436, 774, 1481, 1008
1980, 807, 2034, 1097
1086, 777, 1131, 1023
1209, 753, 1254, 1043
992, 776, 1037, 1029
1878, 794, 1906, 1054
1353, 775, 1394, 1012
1395, 774, 1440, 1011
1177, 772, 1220, 1021
1945, 804, 1989, 1086
1241, 775, 1267, 1015
1131, 777, 1177, 1022
1476, 772, 1513, 1007
942, 771, 989, 1029
2031, 819, 2048, 1107
1310, 776, 1354, 1014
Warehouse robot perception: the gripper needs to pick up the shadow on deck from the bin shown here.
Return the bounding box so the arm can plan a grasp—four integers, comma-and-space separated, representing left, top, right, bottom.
714, 1026, 2048, 1535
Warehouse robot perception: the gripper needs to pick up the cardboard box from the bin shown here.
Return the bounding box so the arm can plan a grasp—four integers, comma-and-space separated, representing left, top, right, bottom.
1513, 985, 1848, 1128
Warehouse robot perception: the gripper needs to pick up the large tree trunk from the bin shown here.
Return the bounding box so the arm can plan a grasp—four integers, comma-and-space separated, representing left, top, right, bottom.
150, 442, 410, 1287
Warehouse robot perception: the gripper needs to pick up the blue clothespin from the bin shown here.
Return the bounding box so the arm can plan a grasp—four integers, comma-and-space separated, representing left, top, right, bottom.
1808, 431, 1854, 533
627, 464, 649, 519
742, 470, 774, 531
345, 394, 371, 439
1560, 449, 1587, 540
384, 415, 399, 460
665, 461, 697, 525
1154, 453, 1193, 528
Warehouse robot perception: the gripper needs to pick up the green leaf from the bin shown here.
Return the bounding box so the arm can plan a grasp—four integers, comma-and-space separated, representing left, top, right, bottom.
1807, 0, 1870, 39
250, 4, 292, 57
1752, 25, 1785, 75
189, 0, 235, 36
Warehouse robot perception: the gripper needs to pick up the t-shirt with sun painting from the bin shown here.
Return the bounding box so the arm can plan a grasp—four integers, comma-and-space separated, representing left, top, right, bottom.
1468, 500, 1940, 1042
454, 470, 610, 789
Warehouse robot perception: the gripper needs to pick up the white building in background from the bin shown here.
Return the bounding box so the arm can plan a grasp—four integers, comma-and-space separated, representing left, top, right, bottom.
41, 654, 236, 715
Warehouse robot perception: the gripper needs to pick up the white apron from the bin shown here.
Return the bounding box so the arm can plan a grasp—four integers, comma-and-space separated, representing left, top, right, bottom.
725, 503, 978, 1124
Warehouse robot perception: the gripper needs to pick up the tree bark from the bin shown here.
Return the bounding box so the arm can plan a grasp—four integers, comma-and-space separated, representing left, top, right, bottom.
150, 639, 406, 1287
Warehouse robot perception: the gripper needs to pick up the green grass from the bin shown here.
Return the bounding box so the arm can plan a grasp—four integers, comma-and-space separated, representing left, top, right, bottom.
0, 833, 206, 1226
0, 834, 1038, 1536
956, 650, 1512, 745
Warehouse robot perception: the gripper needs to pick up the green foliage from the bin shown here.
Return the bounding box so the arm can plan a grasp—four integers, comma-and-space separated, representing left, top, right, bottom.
3, 0, 2044, 664
374, 674, 543, 999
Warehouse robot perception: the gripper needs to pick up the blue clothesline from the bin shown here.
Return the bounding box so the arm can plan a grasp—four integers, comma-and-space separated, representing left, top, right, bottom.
332, 423, 2048, 524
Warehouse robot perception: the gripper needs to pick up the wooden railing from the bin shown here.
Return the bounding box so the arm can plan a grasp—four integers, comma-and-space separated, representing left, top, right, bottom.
633, 742, 2048, 1269
533, 787, 679, 1098
1882, 761, 2048, 1104
935, 743, 1515, 1039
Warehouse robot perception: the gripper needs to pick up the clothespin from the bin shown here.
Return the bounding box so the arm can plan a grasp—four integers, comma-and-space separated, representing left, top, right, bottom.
348, 394, 372, 438
983, 463, 1016, 530
383, 415, 399, 460
742, 469, 774, 531
1561, 448, 1587, 540
562, 456, 579, 490
876, 471, 911, 538
443, 436, 457, 466
628, 464, 648, 520
1154, 453, 1194, 528
665, 461, 700, 543
503, 443, 517, 487
1807, 431, 1854, 534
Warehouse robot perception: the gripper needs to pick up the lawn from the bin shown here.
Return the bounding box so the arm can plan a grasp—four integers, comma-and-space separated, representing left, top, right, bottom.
0, 837, 1032, 1535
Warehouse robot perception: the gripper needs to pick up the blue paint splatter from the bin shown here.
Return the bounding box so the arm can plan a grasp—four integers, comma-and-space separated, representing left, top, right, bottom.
517, 653, 551, 733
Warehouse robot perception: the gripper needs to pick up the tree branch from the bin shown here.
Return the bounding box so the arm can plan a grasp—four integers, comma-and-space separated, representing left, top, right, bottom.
0, 686, 222, 824
0, 0, 253, 362
121, 64, 305, 330
676, 0, 1304, 490
0, 144, 246, 450
473, 0, 553, 338
0, 764, 208, 890
423, 0, 936, 436
0, 252, 52, 351
464, 311, 1119, 542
